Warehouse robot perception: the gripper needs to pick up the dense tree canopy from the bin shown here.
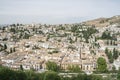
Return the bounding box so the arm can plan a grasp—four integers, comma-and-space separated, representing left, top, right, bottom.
97, 57, 107, 72
67, 65, 81, 72
101, 31, 112, 40
0, 66, 118, 80
105, 48, 119, 63
46, 61, 59, 72
105, 48, 113, 63
44, 71, 60, 80
0, 66, 26, 80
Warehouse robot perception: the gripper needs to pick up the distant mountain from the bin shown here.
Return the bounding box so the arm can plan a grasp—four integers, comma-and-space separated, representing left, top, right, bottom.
82, 15, 120, 27
0, 15, 120, 27
0, 24, 9, 27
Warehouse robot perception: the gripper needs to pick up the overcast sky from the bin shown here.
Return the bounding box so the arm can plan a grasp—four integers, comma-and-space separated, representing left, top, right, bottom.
0, 0, 120, 24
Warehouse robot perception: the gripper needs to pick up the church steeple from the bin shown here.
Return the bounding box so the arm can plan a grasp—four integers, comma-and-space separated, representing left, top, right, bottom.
78, 43, 82, 59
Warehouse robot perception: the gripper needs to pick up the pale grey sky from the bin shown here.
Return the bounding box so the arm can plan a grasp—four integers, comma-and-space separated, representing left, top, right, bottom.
0, 0, 120, 24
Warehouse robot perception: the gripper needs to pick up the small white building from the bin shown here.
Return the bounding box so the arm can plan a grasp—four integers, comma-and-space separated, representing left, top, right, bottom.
113, 56, 120, 70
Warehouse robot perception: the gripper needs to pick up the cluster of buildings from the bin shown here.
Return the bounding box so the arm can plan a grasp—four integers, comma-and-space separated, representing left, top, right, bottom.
0, 19, 120, 73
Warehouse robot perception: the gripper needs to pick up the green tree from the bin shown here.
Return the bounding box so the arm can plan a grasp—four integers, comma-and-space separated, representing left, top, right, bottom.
20, 64, 24, 71
46, 61, 59, 72
110, 40, 112, 45
97, 57, 107, 72
105, 48, 113, 63
90, 75, 103, 80
82, 27, 97, 43
71, 25, 78, 32
0, 66, 19, 80
13, 47, 16, 52
25, 70, 39, 80
112, 65, 116, 72
71, 73, 87, 80
15, 70, 27, 80
23, 33, 30, 39
105, 48, 109, 54
44, 71, 60, 80
106, 40, 109, 45
67, 65, 81, 72
108, 51, 113, 63
101, 31, 112, 40
10, 28, 16, 33
4, 44, 7, 50
113, 48, 119, 60
117, 68, 120, 80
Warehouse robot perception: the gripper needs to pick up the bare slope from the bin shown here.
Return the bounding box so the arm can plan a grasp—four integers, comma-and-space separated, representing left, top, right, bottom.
83, 15, 120, 27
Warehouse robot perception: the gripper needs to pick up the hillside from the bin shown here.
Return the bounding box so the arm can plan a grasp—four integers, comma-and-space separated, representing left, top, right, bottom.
83, 15, 120, 27
0, 15, 120, 79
